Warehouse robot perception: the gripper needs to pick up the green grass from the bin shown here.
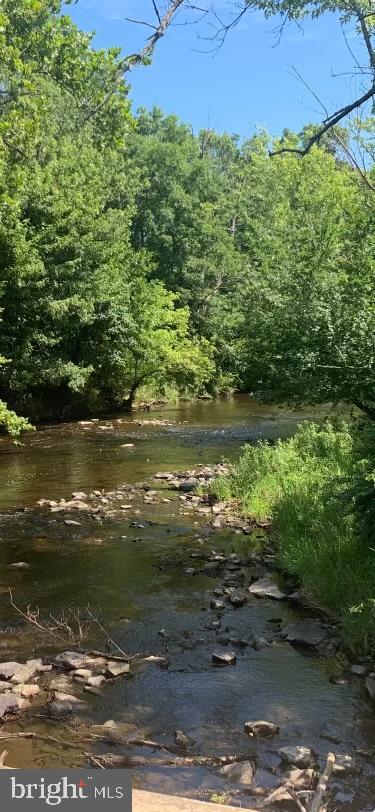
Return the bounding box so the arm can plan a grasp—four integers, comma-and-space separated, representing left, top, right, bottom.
209, 421, 375, 654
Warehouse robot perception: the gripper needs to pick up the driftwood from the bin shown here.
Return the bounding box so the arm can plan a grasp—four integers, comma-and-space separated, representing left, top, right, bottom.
87, 752, 246, 769
259, 753, 335, 812
307, 753, 335, 812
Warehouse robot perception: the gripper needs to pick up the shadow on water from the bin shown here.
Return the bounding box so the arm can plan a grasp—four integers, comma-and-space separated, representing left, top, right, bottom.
0, 396, 373, 809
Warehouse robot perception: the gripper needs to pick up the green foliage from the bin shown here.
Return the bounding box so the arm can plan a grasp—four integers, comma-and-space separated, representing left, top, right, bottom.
210, 422, 375, 653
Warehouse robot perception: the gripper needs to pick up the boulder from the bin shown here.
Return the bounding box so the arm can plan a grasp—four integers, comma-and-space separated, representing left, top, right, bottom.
212, 651, 236, 666
220, 760, 255, 786
55, 651, 89, 670
73, 669, 93, 682
11, 663, 38, 685
244, 720, 279, 738
19, 684, 40, 699
106, 661, 130, 678
249, 578, 286, 600
0, 662, 20, 680
87, 675, 106, 688
229, 591, 247, 608
0, 694, 26, 718
278, 746, 315, 768
48, 700, 74, 718
281, 621, 327, 647
72, 492, 88, 501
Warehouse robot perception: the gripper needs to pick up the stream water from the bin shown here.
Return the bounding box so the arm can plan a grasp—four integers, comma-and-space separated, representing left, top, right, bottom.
0, 395, 373, 810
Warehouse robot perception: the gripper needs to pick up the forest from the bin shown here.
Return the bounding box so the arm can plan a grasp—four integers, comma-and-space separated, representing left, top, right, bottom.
0, 0, 374, 649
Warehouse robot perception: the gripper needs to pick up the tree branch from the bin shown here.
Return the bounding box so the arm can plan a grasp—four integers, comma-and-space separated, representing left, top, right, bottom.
270, 84, 375, 158
82, 0, 185, 125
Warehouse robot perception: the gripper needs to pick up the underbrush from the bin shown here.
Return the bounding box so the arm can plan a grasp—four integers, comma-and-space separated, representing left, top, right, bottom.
210, 421, 375, 654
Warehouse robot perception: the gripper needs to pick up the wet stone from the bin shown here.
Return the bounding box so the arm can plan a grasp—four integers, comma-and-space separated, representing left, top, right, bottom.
219, 760, 255, 786
106, 661, 130, 678
212, 651, 236, 666
174, 730, 195, 749
281, 621, 327, 647
332, 754, 361, 776
210, 599, 225, 610
254, 637, 269, 651
244, 720, 280, 738
228, 590, 247, 607
249, 577, 286, 600
351, 664, 368, 676
278, 746, 315, 768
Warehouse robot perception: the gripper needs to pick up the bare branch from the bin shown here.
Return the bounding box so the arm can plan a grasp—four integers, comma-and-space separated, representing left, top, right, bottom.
270, 84, 375, 159
82, 0, 186, 125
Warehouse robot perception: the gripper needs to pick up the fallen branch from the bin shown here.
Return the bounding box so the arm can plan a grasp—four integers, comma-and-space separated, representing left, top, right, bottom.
307, 752, 335, 812
0, 732, 84, 750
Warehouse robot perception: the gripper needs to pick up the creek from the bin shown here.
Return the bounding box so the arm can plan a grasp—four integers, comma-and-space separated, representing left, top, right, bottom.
0, 395, 373, 810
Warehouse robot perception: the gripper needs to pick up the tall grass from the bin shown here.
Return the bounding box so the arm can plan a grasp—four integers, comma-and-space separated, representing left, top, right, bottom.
210, 422, 375, 654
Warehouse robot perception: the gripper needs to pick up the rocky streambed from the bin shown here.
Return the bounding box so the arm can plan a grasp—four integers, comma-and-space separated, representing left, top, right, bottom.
0, 402, 374, 809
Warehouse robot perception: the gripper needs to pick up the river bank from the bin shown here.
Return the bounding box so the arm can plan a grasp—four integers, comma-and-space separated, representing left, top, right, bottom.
0, 399, 373, 809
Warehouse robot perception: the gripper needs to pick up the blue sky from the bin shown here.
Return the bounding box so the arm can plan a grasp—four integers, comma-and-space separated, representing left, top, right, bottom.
65, 1, 365, 138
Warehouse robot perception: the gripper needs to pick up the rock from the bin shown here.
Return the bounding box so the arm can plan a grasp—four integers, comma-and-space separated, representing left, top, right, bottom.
11, 663, 38, 684
244, 720, 279, 738
8, 561, 30, 569
73, 669, 93, 681
351, 663, 368, 676
54, 691, 86, 706
249, 577, 286, 600
0, 694, 26, 718
332, 754, 361, 776
229, 590, 247, 608
184, 568, 196, 576
49, 675, 73, 691
87, 675, 106, 688
282, 768, 315, 789
0, 662, 20, 680
210, 599, 225, 610
229, 636, 250, 648
72, 491, 88, 500
20, 684, 40, 698
219, 760, 255, 786
120, 444, 134, 449
0, 681, 11, 693
61, 500, 90, 511
55, 651, 89, 670
366, 676, 375, 701
174, 730, 195, 749
106, 661, 130, 678
254, 637, 269, 651
281, 621, 327, 647
178, 479, 198, 493
27, 658, 52, 673
48, 700, 74, 718
64, 519, 82, 526
278, 746, 315, 768
212, 651, 236, 666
